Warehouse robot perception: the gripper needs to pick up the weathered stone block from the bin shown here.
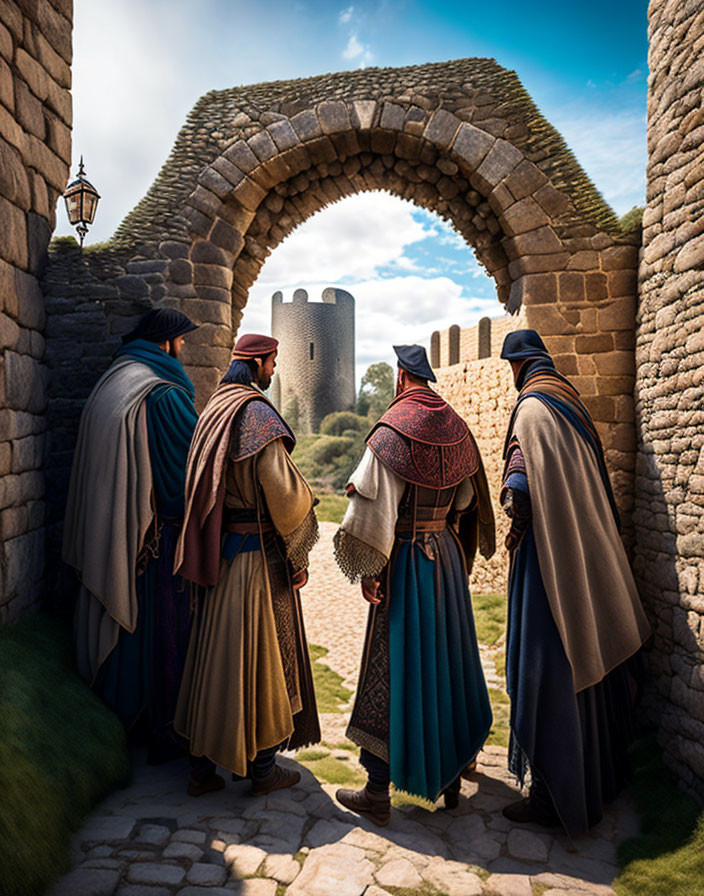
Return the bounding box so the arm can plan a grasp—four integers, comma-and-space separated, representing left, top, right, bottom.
248, 128, 278, 163
534, 183, 572, 217
350, 100, 376, 130
500, 197, 549, 236
0, 196, 28, 268
199, 166, 233, 200
598, 297, 636, 331
14, 269, 45, 329
585, 272, 608, 301
0, 56, 14, 114
318, 101, 349, 134
558, 272, 585, 303
231, 176, 266, 212
209, 218, 244, 256
608, 269, 637, 297
291, 109, 322, 142
27, 211, 50, 275
380, 102, 405, 131
510, 226, 563, 256
192, 263, 233, 289
4, 352, 45, 413
470, 139, 523, 194
0, 20, 12, 62
14, 77, 45, 139
424, 109, 461, 147
36, 1, 72, 63
168, 259, 193, 285
503, 159, 548, 201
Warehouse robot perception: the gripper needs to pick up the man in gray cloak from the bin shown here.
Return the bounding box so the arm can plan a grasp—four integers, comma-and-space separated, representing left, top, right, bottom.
63, 308, 198, 762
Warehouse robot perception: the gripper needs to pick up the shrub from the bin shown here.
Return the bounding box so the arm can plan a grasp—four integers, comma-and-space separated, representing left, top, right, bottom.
319, 411, 367, 436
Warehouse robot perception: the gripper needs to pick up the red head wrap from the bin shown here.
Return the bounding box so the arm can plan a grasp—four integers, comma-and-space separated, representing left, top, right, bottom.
231, 333, 278, 359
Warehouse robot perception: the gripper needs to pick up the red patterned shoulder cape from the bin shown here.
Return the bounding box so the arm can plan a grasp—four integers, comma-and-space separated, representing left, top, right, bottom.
366, 387, 479, 488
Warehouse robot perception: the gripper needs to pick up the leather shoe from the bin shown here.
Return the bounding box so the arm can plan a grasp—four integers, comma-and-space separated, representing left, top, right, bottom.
502, 796, 559, 827
187, 772, 225, 797
250, 763, 300, 796
336, 785, 391, 826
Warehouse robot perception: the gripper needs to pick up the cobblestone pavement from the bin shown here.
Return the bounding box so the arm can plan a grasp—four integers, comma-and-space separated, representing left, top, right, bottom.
50, 523, 639, 896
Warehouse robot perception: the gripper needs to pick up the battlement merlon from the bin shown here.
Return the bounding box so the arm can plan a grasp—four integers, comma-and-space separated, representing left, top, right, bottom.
271, 287, 356, 307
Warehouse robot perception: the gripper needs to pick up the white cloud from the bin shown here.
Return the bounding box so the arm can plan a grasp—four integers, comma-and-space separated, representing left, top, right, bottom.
339, 5, 354, 25
343, 33, 364, 59
238, 192, 501, 382
252, 192, 432, 286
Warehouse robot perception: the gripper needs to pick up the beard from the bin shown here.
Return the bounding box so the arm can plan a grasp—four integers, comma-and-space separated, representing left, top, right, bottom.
257, 372, 272, 391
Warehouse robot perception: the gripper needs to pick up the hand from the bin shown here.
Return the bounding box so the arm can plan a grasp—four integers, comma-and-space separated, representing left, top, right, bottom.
361, 575, 382, 604
291, 568, 308, 590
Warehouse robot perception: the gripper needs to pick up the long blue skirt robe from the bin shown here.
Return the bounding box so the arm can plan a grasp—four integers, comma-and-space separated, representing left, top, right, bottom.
93, 340, 197, 731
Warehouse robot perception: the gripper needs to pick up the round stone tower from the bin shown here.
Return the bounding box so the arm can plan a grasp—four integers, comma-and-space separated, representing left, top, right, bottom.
270, 287, 356, 433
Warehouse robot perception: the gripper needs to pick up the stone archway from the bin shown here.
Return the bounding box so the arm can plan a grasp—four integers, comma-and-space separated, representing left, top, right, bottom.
104, 58, 638, 525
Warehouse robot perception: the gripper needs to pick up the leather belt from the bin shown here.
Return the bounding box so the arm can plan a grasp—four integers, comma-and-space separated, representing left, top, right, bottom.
226, 521, 274, 534
395, 518, 447, 533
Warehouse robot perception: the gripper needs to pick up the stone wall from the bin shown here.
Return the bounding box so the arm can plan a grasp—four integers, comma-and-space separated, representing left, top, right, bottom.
635, 0, 704, 801
0, 0, 72, 622
434, 358, 516, 594
270, 287, 356, 433
431, 313, 520, 366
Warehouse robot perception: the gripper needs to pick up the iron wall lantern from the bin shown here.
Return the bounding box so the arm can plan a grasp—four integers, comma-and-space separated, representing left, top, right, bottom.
63, 156, 100, 246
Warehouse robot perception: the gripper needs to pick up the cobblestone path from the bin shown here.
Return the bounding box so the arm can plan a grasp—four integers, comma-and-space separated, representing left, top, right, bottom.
50, 524, 639, 896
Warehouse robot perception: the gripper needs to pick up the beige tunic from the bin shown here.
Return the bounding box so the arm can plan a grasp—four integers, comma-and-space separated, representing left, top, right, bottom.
175, 437, 318, 775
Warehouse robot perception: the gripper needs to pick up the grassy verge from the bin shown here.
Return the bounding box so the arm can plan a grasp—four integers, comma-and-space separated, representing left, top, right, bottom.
472, 592, 506, 646
613, 734, 704, 896
0, 614, 131, 896
485, 687, 510, 748
308, 644, 352, 712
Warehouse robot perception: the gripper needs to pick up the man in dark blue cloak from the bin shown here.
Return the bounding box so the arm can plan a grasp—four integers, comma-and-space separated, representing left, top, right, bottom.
63, 308, 199, 762
499, 329, 651, 837
333, 345, 495, 825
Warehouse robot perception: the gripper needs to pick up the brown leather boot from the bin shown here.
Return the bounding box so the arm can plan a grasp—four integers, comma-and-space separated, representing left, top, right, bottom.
336, 785, 391, 826
187, 772, 225, 797
250, 763, 301, 796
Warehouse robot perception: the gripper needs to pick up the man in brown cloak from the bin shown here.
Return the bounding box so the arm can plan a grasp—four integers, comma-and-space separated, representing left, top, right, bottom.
499, 329, 651, 837
174, 334, 321, 796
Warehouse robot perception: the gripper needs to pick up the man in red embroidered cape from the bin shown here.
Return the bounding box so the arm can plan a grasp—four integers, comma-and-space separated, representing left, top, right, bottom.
174, 334, 320, 796
333, 344, 495, 825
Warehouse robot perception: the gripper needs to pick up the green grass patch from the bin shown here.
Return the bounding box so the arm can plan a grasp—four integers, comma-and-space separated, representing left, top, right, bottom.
472, 593, 507, 646
0, 615, 131, 896
385, 885, 447, 896
613, 734, 704, 896
391, 788, 436, 812
485, 687, 510, 748
308, 644, 352, 713
298, 755, 366, 787
296, 748, 330, 762
323, 738, 358, 752
494, 649, 506, 680
315, 493, 348, 524
531, 884, 550, 896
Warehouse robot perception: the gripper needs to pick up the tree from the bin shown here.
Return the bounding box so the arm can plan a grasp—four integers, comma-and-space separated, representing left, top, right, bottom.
357, 362, 395, 421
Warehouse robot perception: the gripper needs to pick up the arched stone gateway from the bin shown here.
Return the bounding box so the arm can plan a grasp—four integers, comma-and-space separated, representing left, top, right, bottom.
44, 57, 640, 536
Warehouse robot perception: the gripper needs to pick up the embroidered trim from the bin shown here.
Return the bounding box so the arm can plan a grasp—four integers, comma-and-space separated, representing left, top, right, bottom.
333, 529, 387, 582
283, 507, 319, 571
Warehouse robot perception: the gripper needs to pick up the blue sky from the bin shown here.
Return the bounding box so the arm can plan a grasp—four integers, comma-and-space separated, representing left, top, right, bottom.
56, 0, 648, 375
